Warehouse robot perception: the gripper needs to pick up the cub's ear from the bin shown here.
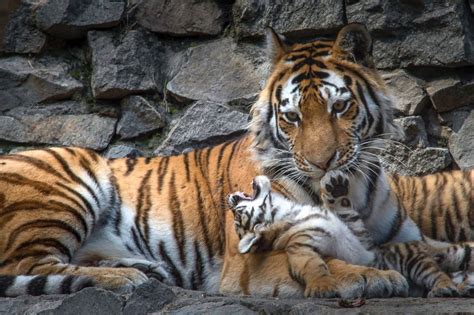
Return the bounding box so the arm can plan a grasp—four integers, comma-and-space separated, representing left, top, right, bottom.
266, 27, 291, 65
238, 233, 260, 254
333, 23, 374, 67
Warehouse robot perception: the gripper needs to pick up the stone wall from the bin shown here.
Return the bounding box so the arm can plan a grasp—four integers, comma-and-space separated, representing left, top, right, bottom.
0, 0, 473, 174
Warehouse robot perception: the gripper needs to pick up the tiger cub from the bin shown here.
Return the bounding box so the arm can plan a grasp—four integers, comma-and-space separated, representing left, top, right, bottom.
228, 176, 474, 297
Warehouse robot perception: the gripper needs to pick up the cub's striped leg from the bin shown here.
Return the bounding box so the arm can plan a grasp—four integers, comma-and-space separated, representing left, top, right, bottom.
377, 242, 459, 297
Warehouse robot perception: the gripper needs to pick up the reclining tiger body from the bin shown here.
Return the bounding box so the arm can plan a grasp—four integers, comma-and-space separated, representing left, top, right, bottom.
228, 175, 474, 297
0, 24, 472, 298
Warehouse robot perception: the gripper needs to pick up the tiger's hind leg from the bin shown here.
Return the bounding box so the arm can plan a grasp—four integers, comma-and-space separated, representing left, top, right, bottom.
0, 254, 149, 295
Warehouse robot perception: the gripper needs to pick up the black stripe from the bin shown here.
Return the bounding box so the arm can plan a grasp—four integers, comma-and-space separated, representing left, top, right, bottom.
57, 182, 96, 222
44, 149, 102, 209
0, 200, 89, 237
195, 179, 214, 260
193, 240, 204, 290
60, 275, 75, 294
125, 158, 139, 176
183, 152, 191, 182
135, 169, 155, 258
0, 154, 70, 183
6, 219, 82, 250
169, 171, 187, 266
0, 276, 15, 296
157, 157, 170, 194
2, 250, 53, 267
27, 276, 47, 296
131, 227, 147, 257
14, 238, 72, 261
461, 245, 471, 270
356, 82, 374, 134
158, 241, 183, 287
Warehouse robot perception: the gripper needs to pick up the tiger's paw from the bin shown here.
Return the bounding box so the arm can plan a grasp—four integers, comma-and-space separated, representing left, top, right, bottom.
427, 280, 459, 298
320, 170, 351, 211
304, 275, 339, 298
97, 258, 170, 283
93, 267, 149, 294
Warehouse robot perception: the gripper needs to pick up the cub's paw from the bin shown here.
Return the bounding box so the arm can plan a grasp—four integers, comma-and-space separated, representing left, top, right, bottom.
452, 271, 474, 297
320, 170, 351, 210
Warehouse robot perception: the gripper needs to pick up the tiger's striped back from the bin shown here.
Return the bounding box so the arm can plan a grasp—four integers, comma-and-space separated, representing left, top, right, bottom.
389, 170, 474, 242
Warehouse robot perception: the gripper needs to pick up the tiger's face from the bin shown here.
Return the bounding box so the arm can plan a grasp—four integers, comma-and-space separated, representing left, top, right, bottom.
251, 24, 397, 182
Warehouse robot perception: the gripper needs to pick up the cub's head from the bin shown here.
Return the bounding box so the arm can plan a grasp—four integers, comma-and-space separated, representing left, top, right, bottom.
227, 176, 273, 254
251, 24, 398, 182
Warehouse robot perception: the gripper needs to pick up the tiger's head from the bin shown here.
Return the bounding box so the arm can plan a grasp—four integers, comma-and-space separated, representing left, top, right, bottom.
251, 24, 398, 186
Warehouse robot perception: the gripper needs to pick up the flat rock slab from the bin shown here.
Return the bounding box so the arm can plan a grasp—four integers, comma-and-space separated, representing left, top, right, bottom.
0, 56, 83, 111
155, 101, 248, 156
117, 96, 166, 140
233, 0, 345, 38
0, 1, 46, 53
347, 0, 474, 68
383, 70, 429, 116
88, 30, 157, 100
381, 146, 452, 176
426, 75, 474, 113
0, 113, 116, 150
167, 38, 267, 104
35, 0, 125, 39
449, 109, 474, 169
1, 280, 474, 315
136, 0, 225, 36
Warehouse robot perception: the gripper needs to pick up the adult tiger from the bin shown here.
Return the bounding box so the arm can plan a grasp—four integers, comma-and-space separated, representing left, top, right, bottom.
0, 24, 471, 298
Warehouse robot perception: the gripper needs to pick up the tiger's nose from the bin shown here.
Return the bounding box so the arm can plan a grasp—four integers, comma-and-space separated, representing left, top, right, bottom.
309, 152, 337, 171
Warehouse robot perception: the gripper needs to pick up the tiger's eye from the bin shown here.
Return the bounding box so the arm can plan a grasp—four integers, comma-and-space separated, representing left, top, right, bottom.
284, 112, 300, 123
333, 101, 347, 113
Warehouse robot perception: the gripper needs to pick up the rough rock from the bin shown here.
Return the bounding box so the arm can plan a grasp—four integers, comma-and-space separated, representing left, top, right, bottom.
426, 75, 474, 113
0, 56, 83, 111
0, 0, 46, 53
35, 0, 125, 39
88, 30, 157, 100
233, 0, 345, 38
347, 0, 474, 68
449, 110, 474, 169
122, 279, 175, 315
167, 38, 267, 104
2, 281, 474, 314
440, 105, 473, 133
136, 0, 226, 36
104, 145, 144, 159
393, 116, 429, 148
0, 108, 117, 150
381, 146, 452, 176
117, 96, 166, 139
422, 107, 453, 147
155, 101, 248, 156
383, 70, 429, 115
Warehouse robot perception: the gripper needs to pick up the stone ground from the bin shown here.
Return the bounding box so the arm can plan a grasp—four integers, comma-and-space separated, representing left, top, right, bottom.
0, 280, 473, 315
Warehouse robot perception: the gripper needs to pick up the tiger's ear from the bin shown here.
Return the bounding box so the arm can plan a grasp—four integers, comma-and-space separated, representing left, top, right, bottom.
333, 24, 374, 67
266, 27, 291, 65
238, 233, 260, 254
